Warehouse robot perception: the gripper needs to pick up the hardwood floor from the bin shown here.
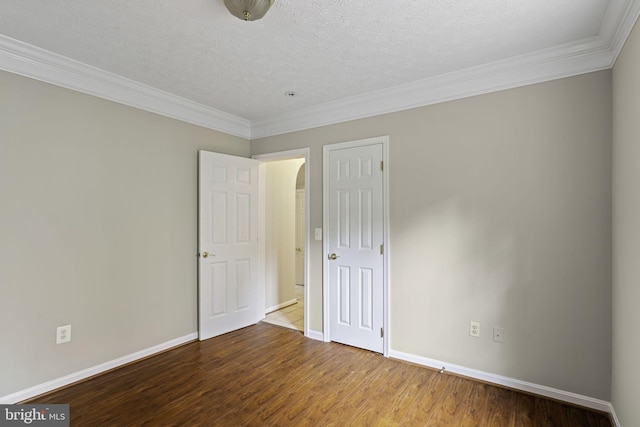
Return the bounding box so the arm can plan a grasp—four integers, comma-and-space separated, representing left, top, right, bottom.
28, 322, 612, 426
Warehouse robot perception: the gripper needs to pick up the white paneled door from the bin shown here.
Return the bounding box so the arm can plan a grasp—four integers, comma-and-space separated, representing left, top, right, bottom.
198, 151, 259, 341
326, 140, 385, 353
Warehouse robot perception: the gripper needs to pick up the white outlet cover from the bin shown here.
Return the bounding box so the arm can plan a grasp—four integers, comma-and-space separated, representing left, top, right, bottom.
56, 325, 72, 344
470, 321, 480, 338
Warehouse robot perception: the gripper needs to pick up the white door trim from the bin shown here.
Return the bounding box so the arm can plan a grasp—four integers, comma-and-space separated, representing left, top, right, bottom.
322, 136, 390, 357
253, 148, 311, 337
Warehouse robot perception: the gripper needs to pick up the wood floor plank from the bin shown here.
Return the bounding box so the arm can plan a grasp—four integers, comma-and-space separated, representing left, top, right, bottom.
543, 398, 572, 426
458, 381, 491, 426
27, 323, 612, 426
268, 348, 369, 425
588, 410, 616, 427
282, 350, 373, 426
379, 368, 436, 423
343, 357, 418, 425
426, 375, 475, 426
302, 351, 387, 426
514, 392, 538, 426
397, 369, 451, 425
473, 376, 516, 426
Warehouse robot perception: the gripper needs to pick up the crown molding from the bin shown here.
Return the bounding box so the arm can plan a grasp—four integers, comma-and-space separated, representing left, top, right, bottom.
250, 37, 615, 139
0, 35, 251, 140
251, 0, 640, 139
1, 1, 638, 141
607, 0, 640, 63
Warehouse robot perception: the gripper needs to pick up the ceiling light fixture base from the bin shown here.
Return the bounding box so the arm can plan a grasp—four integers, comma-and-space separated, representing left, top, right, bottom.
223, 0, 275, 21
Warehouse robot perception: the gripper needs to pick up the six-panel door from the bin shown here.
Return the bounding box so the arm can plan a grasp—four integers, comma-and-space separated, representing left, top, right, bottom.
199, 151, 259, 341
327, 143, 384, 353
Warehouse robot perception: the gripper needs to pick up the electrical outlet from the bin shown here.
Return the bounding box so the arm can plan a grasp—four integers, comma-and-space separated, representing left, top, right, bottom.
470, 321, 480, 338
56, 325, 71, 344
493, 326, 504, 343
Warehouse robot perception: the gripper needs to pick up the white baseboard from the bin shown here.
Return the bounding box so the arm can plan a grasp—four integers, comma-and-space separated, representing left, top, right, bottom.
608, 403, 622, 427
265, 299, 298, 314
388, 349, 612, 414
2, 334, 618, 423
0, 332, 198, 404
305, 329, 324, 342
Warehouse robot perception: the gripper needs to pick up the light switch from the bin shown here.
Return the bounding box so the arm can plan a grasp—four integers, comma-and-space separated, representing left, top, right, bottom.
315, 228, 322, 240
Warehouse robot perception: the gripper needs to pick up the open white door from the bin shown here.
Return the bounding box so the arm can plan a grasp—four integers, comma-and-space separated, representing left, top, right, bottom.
324, 138, 386, 354
199, 151, 259, 341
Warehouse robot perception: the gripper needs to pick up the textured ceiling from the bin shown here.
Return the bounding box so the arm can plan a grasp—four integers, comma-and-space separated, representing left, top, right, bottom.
0, 0, 624, 126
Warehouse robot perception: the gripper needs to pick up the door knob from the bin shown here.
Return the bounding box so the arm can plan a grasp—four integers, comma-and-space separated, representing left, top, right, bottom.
202, 251, 214, 258
328, 253, 339, 260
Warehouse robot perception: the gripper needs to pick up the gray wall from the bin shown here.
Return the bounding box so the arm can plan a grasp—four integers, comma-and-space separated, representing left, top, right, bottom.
252, 70, 612, 400
612, 19, 640, 427
0, 70, 250, 396
0, 63, 616, 404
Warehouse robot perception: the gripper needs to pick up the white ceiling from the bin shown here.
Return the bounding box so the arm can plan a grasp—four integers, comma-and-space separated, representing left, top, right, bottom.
0, 0, 638, 139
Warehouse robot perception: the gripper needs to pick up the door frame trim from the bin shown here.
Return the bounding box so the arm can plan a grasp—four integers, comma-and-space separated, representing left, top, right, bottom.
322, 136, 390, 356
253, 148, 310, 337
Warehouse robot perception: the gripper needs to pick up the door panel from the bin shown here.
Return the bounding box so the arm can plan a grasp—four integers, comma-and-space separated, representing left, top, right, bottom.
359, 189, 373, 249
338, 266, 351, 325
199, 151, 259, 341
360, 268, 373, 330
209, 261, 227, 316
327, 142, 384, 353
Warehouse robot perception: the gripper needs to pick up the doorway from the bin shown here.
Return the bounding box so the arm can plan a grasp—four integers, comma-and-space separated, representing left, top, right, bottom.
253, 149, 309, 335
